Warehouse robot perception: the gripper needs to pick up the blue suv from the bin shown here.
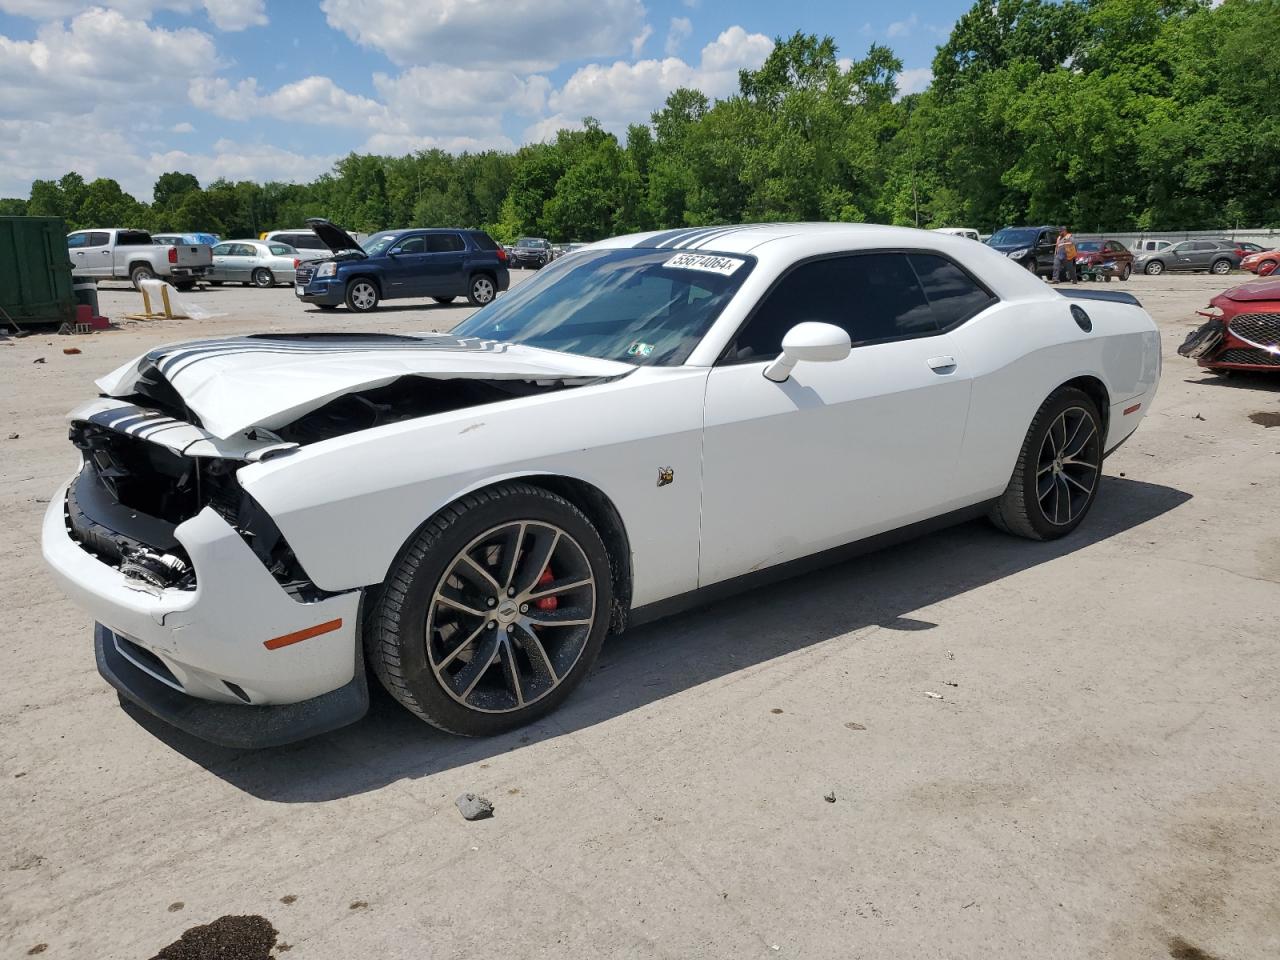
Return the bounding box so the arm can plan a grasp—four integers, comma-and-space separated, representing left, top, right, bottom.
294, 219, 510, 312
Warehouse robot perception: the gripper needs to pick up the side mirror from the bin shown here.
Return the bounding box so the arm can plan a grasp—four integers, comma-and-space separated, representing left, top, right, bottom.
763, 322, 852, 383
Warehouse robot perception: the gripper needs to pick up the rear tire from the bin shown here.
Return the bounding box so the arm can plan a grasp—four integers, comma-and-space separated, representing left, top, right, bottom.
468, 274, 496, 306
129, 264, 155, 289
345, 279, 379, 312
1210, 258, 1232, 275
366, 483, 613, 736
433, 296, 456, 305
252, 268, 274, 288
316, 304, 338, 310
174, 281, 195, 292
989, 387, 1103, 541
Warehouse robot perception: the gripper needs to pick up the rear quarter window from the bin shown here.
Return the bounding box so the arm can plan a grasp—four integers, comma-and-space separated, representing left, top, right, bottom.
908, 254, 996, 330
470, 232, 498, 251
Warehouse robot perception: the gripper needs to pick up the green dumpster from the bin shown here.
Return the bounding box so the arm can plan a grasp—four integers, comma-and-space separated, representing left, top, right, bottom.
0, 216, 76, 327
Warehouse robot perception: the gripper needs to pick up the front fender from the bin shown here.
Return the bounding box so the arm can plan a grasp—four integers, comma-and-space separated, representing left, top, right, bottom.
238, 368, 709, 608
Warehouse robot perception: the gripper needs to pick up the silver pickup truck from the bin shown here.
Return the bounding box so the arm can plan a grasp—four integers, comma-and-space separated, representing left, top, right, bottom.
66, 228, 213, 290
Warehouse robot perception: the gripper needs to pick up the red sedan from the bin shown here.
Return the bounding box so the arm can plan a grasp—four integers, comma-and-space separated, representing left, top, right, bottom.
1178, 278, 1280, 372
1241, 249, 1280, 275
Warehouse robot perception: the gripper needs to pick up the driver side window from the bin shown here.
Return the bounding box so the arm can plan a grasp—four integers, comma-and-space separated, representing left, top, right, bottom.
723, 253, 935, 364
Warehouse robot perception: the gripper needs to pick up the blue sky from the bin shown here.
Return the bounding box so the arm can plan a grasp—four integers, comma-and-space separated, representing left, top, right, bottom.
0, 0, 960, 200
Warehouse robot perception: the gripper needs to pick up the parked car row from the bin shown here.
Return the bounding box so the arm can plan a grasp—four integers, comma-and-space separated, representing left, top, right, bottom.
985, 226, 1253, 279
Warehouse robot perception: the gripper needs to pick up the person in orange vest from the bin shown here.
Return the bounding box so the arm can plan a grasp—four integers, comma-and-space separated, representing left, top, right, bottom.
1053, 226, 1078, 284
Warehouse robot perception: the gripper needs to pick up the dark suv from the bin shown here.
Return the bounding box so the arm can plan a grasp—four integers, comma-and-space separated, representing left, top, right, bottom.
294, 219, 510, 312
987, 225, 1063, 277
511, 237, 552, 269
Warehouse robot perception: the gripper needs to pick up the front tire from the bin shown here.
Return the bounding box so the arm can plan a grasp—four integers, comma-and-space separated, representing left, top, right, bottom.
366, 483, 613, 736
1120, 263, 1132, 280
1144, 260, 1164, 276
345, 279, 379, 312
252, 267, 274, 287
989, 387, 1103, 541
468, 274, 496, 306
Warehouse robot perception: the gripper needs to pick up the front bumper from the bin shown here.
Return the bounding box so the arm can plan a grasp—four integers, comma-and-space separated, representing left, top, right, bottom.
97, 623, 368, 748
294, 278, 345, 305
43, 479, 367, 743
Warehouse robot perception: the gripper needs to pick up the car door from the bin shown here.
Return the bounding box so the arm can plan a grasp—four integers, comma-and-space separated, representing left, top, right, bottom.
381, 234, 429, 298
698, 251, 979, 587
210, 243, 234, 281
66, 232, 90, 274
424, 233, 468, 294
1035, 229, 1058, 273
79, 231, 112, 278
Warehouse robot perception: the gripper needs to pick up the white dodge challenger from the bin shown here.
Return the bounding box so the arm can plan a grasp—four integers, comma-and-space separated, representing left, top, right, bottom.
42, 224, 1161, 747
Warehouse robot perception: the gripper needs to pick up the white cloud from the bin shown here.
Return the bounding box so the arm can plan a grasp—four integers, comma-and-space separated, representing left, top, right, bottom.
631, 23, 653, 59
0, 9, 220, 119
521, 113, 582, 145
0, 112, 335, 199
897, 66, 933, 96
374, 66, 550, 121
359, 132, 516, 155
204, 0, 267, 31
0, 0, 267, 30
665, 17, 691, 56
320, 0, 646, 70
887, 14, 918, 38
189, 75, 387, 127
546, 26, 772, 133
171, 121, 195, 133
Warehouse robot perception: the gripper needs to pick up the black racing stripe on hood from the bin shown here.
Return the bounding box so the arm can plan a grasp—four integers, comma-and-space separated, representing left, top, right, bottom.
150, 336, 507, 377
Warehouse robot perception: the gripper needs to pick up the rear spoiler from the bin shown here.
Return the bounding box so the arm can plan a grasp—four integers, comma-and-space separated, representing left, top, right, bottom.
1058, 288, 1142, 307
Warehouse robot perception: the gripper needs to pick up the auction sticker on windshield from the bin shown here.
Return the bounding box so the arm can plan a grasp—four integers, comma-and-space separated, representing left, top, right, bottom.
664, 252, 745, 275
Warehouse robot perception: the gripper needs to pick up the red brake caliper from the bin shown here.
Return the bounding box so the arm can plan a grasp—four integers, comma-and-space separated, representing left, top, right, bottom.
535, 568, 558, 611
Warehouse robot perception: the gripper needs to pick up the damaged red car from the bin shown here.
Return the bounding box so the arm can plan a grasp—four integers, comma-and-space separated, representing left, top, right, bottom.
1179, 277, 1280, 372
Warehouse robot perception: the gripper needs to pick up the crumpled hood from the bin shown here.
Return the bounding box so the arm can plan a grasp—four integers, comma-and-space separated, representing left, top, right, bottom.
97, 333, 633, 439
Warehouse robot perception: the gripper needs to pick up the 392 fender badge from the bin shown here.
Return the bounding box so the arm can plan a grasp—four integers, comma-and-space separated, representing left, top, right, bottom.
657, 467, 674, 487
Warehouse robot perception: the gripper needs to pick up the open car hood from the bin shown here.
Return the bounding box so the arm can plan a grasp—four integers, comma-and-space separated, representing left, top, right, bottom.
1219, 278, 1280, 303
304, 217, 365, 256
96, 333, 633, 439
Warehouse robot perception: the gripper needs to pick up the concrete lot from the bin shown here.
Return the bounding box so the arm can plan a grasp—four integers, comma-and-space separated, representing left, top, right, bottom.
2, 272, 1278, 959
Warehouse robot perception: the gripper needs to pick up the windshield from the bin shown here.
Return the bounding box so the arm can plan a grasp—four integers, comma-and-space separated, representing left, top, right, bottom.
989, 228, 1039, 247
361, 232, 399, 256
1076, 241, 1102, 252
516, 238, 545, 248
454, 248, 755, 366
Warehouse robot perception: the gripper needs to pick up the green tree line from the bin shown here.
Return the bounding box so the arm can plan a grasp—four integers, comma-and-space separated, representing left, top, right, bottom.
3, 0, 1277, 239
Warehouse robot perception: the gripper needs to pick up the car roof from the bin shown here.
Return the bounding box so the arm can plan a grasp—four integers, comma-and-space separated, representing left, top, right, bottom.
591, 222, 1050, 303
599, 222, 1011, 256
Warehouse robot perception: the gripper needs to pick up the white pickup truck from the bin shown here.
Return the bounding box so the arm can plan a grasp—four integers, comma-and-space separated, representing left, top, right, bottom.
66, 228, 213, 290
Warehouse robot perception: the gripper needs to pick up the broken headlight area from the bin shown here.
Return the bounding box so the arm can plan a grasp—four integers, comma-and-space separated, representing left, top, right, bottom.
67, 419, 322, 598
1178, 319, 1224, 359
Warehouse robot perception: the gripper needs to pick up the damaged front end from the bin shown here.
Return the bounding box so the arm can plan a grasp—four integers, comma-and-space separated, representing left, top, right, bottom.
1178, 316, 1225, 360
66, 401, 316, 596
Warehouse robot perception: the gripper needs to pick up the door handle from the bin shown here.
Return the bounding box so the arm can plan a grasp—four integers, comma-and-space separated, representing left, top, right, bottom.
927, 356, 957, 373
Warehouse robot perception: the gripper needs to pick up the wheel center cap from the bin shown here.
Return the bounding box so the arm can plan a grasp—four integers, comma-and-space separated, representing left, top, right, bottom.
496, 601, 519, 624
